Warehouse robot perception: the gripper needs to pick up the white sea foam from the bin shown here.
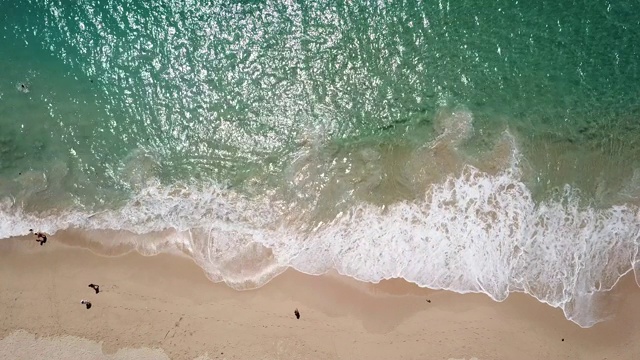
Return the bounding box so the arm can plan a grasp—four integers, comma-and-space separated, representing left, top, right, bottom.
3, 0, 638, 331
295, 167, 640, 327
1, 106, 639, 328
1, 161, 639, 327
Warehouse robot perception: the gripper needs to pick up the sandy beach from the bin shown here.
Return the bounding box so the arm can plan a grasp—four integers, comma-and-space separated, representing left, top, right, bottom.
1, 234, 639, 360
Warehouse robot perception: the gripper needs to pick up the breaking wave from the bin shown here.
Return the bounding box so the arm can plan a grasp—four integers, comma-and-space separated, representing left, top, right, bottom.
1, 160, 639, 328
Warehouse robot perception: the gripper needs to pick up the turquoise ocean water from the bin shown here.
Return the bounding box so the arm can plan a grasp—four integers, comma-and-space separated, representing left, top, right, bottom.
1, 0, 639, 327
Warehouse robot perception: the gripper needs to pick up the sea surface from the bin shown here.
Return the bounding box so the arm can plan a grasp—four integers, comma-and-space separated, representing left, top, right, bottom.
1, 0, 639, 327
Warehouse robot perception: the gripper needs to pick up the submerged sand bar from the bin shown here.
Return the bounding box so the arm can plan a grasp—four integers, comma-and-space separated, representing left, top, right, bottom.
1, 236, 639, 360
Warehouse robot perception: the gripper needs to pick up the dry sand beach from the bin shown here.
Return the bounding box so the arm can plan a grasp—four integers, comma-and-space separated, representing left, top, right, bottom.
0, 234, 639, 360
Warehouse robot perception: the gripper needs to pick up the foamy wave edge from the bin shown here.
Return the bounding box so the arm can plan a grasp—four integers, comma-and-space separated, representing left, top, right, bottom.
1, 167, 639, 328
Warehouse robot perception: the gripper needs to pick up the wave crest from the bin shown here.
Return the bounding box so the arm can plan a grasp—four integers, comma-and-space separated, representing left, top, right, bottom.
1, 165, 639, 328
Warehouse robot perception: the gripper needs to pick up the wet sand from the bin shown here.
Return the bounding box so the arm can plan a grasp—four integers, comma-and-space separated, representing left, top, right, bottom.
1, 235, 639, 360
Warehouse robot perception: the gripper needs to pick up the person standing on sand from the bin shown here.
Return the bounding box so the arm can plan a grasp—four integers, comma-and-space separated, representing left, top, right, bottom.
33, 231, 47, 246
88, 284, 100, 294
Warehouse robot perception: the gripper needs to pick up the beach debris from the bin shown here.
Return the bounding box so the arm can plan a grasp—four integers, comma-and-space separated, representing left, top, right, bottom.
88, 284, 100, 294
80, 300, 92, 309
294, 308, 300, 319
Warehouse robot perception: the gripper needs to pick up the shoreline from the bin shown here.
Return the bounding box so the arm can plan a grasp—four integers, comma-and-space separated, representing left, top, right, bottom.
1, 235, 640, 359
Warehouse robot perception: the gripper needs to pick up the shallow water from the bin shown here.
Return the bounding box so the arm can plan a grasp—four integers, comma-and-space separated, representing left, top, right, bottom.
1, 0, 639, 327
